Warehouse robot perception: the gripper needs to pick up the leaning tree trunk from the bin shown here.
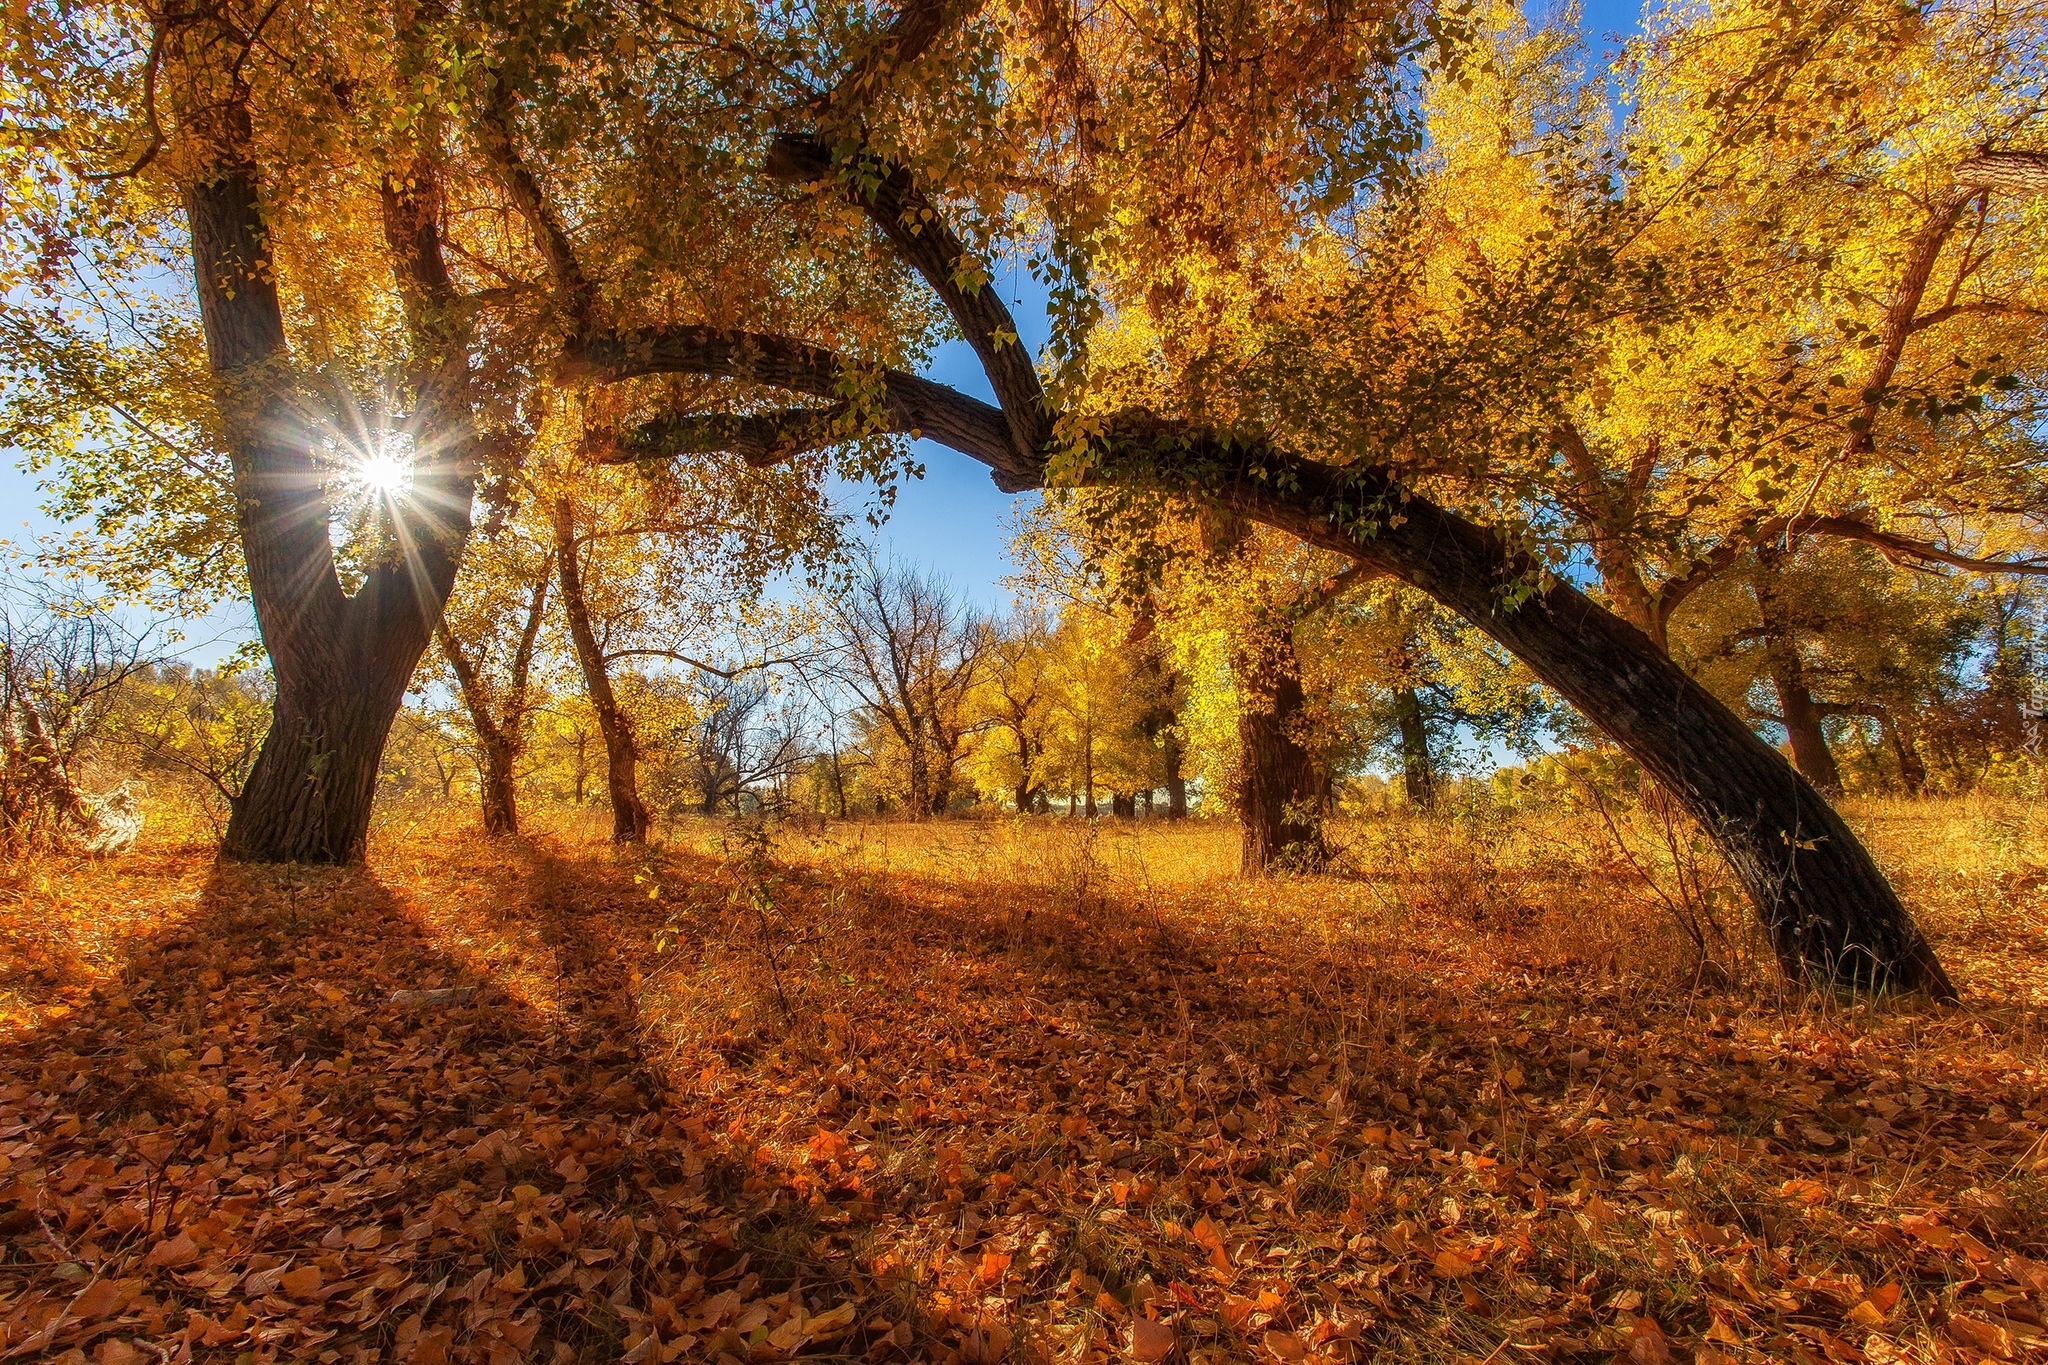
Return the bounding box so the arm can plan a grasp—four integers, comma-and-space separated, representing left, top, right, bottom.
1174, 442, 1956, 997
552, 499, 651, 843
1232, 626, 1328, 875
189, 109, 477, 864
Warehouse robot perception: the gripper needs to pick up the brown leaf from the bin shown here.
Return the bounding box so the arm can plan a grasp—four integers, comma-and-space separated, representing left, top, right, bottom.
1432, 1248, 1480, 1278
1629, 1316, 1673, 1365
143, 1232, 198, 1268
1947, 1315, 2014, 1360
70, 1278, 126, 1320
1263, 1329, 1309, 1361
279, 1265, 322, 1298
1130, 1317, 1175, 1362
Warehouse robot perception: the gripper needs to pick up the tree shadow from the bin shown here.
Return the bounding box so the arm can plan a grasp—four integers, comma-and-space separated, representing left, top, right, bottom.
0, 838, 893, 1365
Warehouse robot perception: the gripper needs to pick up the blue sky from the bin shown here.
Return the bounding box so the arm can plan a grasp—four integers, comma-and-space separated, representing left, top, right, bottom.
1, 0, 1649, 643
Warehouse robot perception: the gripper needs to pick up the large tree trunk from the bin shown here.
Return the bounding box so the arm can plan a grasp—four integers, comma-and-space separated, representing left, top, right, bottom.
1233, 627, 1327, 874
552, 498, 650, 843
1182, 444, 1954, 997
1394, 686, 1436, 807
188, 108, 476, 864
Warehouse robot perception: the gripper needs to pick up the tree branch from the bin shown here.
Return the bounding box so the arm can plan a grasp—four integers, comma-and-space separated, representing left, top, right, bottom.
1908, 298, 2048, 332
1795, 513, 2048, 576
600, 648, 815, 678
556, 325, 1028, 486
1954, 149, 2048, 197
764, 134, 1051, 466
815, 0, 987, 121
593, 405, 851, 468
474, 79, 599, 329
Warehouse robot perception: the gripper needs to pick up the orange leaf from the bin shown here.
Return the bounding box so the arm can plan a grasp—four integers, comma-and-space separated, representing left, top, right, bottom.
1947, 1315, 2014, 1360
1627, 1316, 1672, 1365
1130, 1318, 1175, 1363
279, 1265, 322, 1298
1432, 1248, 1479, 1278
71, 1278, 126, 1320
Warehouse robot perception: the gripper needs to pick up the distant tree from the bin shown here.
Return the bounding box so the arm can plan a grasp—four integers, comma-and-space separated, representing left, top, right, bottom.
0, 582, 157, 852
819, 552, 988, 816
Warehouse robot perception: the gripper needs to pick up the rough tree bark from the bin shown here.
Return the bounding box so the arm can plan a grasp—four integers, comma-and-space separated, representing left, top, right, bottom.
552, 498, 650, 843
1394, 686, 1436, 807
187, 102, 477, 863
1186, 443, 1953, 996
1232, 627, 1327, 873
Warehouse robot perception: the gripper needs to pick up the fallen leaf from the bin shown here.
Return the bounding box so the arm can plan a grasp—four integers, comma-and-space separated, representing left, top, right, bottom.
1131, 1317, 1175, 1362
1947, 1315, 2014, 1360
1629, 1316, 1673, 1365
279, 1265, 322, 1298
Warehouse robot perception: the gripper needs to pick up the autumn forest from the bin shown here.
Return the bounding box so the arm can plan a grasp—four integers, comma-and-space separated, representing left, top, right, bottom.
2, 0, 2047, 1360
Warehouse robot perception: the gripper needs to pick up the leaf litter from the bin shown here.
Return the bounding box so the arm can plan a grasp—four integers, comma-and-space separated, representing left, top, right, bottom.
0, 813, 2043, 1364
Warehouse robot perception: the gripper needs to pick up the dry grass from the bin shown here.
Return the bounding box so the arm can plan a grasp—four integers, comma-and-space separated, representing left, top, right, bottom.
0, 795, 2042, 1364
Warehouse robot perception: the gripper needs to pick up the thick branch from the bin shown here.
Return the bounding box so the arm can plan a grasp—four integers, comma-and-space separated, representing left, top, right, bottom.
1796, 513, 2048, 576
765, 134, 1051, 466
1954, 150, 2048, 197
596, 406, 851, 468
556, 325, 1028, 486
475, 80, 599, 328
817, 0, 986, 120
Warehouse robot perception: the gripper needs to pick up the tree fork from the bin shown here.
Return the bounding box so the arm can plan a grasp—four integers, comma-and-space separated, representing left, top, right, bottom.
187, 106, 476, 864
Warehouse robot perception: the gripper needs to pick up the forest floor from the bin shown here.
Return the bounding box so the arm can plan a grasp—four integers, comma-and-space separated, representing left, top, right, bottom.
0, 797, 2044, 1365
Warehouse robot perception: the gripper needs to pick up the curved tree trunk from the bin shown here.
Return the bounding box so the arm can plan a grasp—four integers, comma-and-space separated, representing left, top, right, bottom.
1233, 627, 1327, 874
1188, 448, 1955, 997
552, 498, 650, 843
558, 140, 1958, 995
189, 108, 477, 864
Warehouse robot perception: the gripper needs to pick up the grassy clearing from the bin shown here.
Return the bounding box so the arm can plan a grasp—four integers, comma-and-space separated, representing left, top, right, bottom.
0, 797, 2042, 1363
